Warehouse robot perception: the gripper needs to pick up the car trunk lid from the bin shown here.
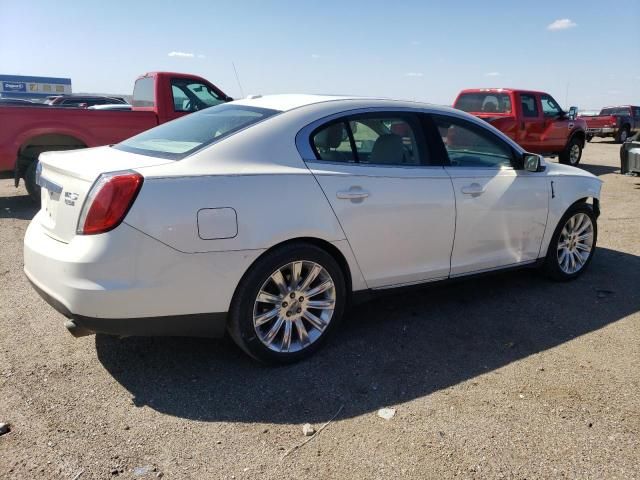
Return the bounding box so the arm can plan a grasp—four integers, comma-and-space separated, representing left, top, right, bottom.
36, 146, 172, 243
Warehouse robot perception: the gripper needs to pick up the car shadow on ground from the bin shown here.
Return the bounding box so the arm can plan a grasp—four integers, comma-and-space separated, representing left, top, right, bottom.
580, 163, 620, 176
96, 247, 640, 424
0, 194, 38, 220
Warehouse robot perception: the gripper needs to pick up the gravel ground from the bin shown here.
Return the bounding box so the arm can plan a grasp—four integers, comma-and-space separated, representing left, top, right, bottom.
1, 140, 639, 479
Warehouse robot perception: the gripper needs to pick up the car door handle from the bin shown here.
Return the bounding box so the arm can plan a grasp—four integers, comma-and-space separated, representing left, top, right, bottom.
461, 183, 486, 196
336, 189, 369, 200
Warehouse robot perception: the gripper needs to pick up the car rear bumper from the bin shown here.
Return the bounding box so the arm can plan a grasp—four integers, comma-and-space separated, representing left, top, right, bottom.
587, 127, 615, 135
24, 212, 262, 338
27, 277, 227, 337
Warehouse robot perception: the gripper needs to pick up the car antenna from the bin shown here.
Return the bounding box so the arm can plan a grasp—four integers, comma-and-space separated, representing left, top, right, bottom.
232, 62, 245, 98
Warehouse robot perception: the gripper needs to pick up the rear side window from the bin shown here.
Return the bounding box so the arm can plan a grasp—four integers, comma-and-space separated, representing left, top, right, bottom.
114, 104, 279, 159
132, 77, 155, 107
311, 114, 428, 166
455, 93, 512, 114
520, 94, 539, 118
312, 122, 353, 162
432, 114, 513, 168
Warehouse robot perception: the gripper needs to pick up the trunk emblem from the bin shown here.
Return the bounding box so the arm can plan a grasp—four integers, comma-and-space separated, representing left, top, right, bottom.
64, 192, 79, 206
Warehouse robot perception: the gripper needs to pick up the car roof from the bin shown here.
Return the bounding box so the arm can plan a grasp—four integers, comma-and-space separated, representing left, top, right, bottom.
230, 93, 461, 115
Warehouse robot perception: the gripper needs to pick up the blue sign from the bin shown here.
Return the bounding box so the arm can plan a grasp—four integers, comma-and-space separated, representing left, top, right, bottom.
3, 81, 26, 92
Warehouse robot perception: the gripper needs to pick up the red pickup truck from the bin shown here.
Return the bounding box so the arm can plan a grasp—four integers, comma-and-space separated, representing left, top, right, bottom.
0, 71, 231, 200
580, 105, 640, 143
454, 88, 587, 166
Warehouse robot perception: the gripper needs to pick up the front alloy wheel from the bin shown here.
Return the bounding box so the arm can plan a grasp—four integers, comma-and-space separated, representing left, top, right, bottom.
228, 243, 346, 363
544, 203, 597, 280
556, 213, 594, 274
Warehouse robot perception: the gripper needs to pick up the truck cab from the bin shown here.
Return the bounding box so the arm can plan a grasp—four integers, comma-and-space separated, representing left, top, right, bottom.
130, 72, 232, 122
454, 89, 587, 166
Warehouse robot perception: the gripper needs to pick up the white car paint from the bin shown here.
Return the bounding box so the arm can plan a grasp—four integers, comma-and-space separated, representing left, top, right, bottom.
24, 94, 602, 340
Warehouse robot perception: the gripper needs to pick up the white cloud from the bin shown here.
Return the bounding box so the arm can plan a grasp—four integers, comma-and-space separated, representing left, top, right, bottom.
547, 19, 577, 31
405, 72, 424, 77
168, 51, 195, 58
311, 54, 320, 59
484, 72, 501, 77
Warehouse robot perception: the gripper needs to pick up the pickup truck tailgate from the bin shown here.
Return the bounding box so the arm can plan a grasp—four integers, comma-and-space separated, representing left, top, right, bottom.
36, 146, 172, 243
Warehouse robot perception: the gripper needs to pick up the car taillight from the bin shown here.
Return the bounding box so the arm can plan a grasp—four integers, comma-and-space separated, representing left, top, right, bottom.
77, 171, 143, 235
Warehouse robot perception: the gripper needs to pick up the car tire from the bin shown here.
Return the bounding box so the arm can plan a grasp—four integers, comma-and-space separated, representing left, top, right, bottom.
615, 126, 629, 144
227, 242, 347, 364
24, 159, 41, 204
559, 137, 582, 166
543, 203, 597, 281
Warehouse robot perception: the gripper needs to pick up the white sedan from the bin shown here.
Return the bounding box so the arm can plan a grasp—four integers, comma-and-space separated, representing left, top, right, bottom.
24, 95, 602, 363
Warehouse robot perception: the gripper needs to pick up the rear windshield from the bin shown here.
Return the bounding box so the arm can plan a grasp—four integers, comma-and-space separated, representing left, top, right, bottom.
455, 93, 512, 114
600, 107, 630, 116
114, 104, 279, 160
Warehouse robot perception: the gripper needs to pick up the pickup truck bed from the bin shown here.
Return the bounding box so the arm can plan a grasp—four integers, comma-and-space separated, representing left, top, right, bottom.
0, 71, 230, 201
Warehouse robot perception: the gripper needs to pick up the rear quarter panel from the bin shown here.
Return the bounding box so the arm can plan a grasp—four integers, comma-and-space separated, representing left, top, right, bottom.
124, 173, 346, 254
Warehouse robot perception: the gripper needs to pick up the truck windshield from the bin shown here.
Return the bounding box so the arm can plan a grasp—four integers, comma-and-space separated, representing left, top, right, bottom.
455, 93, 512, 114
114, 104, 279, 159
600, 107, 629, 116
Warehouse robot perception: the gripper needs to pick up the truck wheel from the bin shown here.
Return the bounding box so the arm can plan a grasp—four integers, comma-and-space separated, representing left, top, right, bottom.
615, 126, 629, 144
559, 137, 582, 166
24, 160, 41, 204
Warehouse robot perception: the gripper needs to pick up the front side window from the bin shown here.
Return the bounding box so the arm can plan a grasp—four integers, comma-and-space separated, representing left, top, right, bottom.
171, 79, 225, 112
114, 104, 279, 159
520, 94, 539, 118
541, 94, 562, 117
433, 114, 513, 168
311, 114, 426, 166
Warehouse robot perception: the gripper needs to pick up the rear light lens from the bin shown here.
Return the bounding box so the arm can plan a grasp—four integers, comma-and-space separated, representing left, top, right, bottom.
77, 171, 143, 235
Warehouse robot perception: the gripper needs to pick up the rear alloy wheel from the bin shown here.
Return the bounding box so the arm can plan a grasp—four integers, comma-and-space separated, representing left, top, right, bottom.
544, 204, 597, 281
228, 244, 346, 363
559, 137, 582, 166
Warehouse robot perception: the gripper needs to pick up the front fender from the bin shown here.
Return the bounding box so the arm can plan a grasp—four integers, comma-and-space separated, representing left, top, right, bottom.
539, 174, 602, 257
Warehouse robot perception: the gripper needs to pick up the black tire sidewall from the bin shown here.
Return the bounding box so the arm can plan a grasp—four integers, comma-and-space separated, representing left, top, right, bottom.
560, 137, 582, 165
616, 127, 629, 144
24, 160, 41, 203
544, 203, 597, 281
228, 243, 347, 364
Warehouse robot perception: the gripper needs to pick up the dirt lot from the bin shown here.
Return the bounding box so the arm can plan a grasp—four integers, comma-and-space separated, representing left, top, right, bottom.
1, 140, 639, 479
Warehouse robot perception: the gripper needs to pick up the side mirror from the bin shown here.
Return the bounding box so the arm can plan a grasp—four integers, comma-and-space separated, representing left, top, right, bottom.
568, 106, 578, 121
523, 153, 543, 172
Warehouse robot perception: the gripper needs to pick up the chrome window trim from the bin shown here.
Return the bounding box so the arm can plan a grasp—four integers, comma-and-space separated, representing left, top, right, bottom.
295, 106, 526, 165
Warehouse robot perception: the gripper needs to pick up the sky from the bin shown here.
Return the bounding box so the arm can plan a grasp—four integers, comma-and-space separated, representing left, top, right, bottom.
1, 0, 639, 110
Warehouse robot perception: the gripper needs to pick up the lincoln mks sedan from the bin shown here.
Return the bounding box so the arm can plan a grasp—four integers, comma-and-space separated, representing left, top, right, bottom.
24, 95, 602, 363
